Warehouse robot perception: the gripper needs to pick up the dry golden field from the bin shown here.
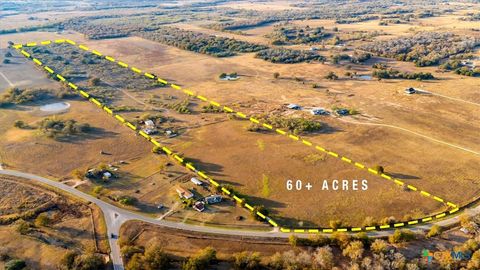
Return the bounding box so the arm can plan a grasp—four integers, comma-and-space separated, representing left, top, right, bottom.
1, 4, 479, 230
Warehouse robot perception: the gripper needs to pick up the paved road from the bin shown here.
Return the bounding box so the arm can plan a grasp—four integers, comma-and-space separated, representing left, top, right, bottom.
0, 169, 468, 270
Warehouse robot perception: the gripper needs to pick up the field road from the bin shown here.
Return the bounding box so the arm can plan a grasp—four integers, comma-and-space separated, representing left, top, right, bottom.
0, 169, 474, 269
415, 89, 480, 107
0, 71, 14, 87
337, 117, 480, 156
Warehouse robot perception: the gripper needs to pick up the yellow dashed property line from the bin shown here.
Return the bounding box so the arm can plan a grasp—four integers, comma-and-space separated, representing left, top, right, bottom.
55, 74, 66, 81
68, 82, 78, 90
41, 40, 51, 45
289, 134, 299, 141
223, 106, 234, 113
92, 50, 103, 56
44, 66, 54, 74
394, 179, 404, 186
420, 191, 431, 197
131, 67, 142, 73
157, 78, 168, 84
115, 115, 126, 123
66, 39, 76, 45
125, 122, 137, 131
185, 163, 196, 171
302, 140, 312, 146
79, 90, 90, 98
32, 58, 42, 65
407, 185, 417, 191
78, 45, 89, 51
183, 89, 195, 96
197, 95, 208, 102
105, 56, 115, 62
22, 39, 458, 234
26, 42, 37, 47
236, 112, 246, 118
55, 39, 66, 43
249, 117, 260, 124
170, 84, 181, 90
144, 73, 155, 79
118, 61, 128, 68
20, 50, 31, 58
328, 151, 339, 158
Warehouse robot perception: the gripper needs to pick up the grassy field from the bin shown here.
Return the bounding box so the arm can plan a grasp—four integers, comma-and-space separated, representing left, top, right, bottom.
0, 176, 103, 269
1, 3, 479, 230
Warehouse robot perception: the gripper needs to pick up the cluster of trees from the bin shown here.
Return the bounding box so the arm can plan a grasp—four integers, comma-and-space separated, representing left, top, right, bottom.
135, 27, 267, 57
255, 48, 326, 64
267, 24, 330, 45
0, 87, 63, 107
331, 52, 372, 64
372, 68, 434, 80
361, 32, 479, 66
440, 60, 480, 77
460, 13, 480, 21
122, 244, 170, 270
248, 116, 323, 135
37, 118, 91, 140
59, 251, 107, 270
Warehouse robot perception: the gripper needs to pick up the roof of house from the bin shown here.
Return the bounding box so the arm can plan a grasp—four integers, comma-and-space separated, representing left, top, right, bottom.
176, 187, 194, 199
191, 177, 203, 185
144, 120, 155, 126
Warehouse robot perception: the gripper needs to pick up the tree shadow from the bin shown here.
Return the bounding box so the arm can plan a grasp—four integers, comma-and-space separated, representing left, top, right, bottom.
388, 172, 420, 180
54, 127, 119, 143
182, 157, 226, 177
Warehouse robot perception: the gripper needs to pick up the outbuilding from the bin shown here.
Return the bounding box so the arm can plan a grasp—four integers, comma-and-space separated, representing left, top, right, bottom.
191, 177, 203, 186
205, 195, 222, 204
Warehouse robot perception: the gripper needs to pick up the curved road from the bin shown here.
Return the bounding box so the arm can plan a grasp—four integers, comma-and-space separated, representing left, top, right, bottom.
0, 169, 471, 270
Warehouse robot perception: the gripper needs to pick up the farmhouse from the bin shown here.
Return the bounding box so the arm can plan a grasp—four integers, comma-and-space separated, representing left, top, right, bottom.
176, 186, 194, 199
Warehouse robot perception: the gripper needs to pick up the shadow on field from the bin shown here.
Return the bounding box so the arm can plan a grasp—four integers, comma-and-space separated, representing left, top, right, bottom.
389, 172, 420, 180
183, 157, 225, 177
55, 127, 119, 143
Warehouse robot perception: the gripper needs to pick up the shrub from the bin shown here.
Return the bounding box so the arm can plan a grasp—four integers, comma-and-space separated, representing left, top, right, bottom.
371, 239, 388, 254
144, 244, 170, 270
313, 246, 334, 269
426, 225, 442, 238
388, 229, 416, 244
34, 213, 51, 227
15, 219, 32, 235
119, 196, 137, 206
288, 235, 298, 247
60, 251, 78, 269
343, 241, 364, 261
182, 247, 216, 270
273, 72, 280, 79
3, 59, 11, 64
232, 251, 261, 270
325, 71, 338, 80
13, 120, 27, 128
5, 259, 26, 270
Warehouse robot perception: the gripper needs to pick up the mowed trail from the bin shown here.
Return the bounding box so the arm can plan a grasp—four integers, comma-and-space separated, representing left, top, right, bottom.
337, 117, 480, 156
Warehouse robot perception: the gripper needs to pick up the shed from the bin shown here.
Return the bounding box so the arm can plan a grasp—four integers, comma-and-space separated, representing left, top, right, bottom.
191, 177, 203, 186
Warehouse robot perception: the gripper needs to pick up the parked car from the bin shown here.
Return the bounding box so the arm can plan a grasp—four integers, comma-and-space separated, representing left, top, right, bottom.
311, 108, 329, 115
336, 109, 349, 116
287, 104, 302, 110
404, 87, 416, 94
